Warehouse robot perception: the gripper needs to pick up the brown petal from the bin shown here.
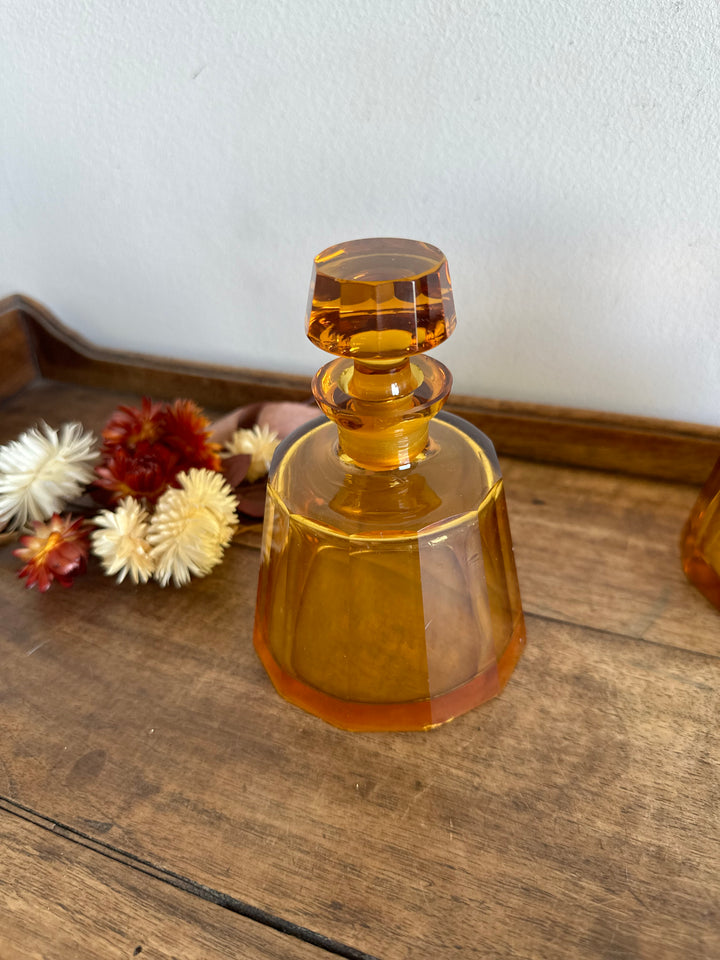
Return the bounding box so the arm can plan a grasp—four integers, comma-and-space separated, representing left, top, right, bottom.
222, 453, 252, 489
236, 483, 268, 518
209, 403, 265, 445
257, 402, 319, 439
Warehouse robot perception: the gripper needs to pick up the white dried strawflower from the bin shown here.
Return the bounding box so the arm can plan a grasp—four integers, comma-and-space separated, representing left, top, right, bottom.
0, 422, 98, 530
91, 497, 154, 584
223, 423, 279, 482
147, 468, 237, 587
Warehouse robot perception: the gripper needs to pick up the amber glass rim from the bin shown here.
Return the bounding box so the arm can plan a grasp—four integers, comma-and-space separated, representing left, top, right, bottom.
313, 237, 447, 282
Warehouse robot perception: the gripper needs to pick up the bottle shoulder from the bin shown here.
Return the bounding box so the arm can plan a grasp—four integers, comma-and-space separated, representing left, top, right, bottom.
268, 412, 502, 534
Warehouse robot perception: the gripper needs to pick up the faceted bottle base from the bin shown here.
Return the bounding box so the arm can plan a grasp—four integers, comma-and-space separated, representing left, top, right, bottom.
254, 621, 525, 732
253, 415, 526, 732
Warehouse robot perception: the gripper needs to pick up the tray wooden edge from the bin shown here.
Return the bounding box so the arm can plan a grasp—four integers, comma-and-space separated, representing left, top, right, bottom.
1, 293, 718, 484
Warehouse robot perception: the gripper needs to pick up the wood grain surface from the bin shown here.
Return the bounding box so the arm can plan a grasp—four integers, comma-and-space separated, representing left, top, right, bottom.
504, 458, 719, 657
1, 380, 719, 959
0, 805, 328, 960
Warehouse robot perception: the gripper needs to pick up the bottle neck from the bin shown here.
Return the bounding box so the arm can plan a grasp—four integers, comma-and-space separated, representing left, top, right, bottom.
312, 356, 452, 471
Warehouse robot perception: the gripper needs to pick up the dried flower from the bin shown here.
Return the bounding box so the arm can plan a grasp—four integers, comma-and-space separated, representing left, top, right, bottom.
223, 424, 280, 483
101, 396, 164, 449
162, 399, 222, 472
94, 397, 221, 505
91, 497, 154, 584
14, 514, 89, 591
0, 422, 98, 530
94, 443, 178, 506
147, 468, 237, 587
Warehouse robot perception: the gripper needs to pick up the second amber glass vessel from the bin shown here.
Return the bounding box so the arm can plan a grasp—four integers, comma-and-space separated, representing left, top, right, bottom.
253, 238, 526, 731
681, 455, 720, 610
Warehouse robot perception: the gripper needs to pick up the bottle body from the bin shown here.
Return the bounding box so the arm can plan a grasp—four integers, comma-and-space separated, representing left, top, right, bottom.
681, 456, 720, 609
253, 412, 526, 731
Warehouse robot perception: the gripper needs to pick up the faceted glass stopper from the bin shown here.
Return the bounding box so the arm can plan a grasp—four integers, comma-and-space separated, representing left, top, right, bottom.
306, 237, 456, 363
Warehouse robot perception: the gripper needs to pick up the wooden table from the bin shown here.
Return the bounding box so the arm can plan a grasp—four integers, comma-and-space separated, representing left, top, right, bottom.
1, 298, 719, 958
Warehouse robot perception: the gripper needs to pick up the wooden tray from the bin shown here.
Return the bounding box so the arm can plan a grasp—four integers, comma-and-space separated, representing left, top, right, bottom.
1, 294, 719, 959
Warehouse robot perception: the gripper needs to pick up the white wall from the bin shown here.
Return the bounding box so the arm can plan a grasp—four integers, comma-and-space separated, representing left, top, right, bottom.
2, 0, 719, 424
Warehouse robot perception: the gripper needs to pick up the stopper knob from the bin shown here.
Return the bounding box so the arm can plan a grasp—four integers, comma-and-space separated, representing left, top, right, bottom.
306, 237, 456, 363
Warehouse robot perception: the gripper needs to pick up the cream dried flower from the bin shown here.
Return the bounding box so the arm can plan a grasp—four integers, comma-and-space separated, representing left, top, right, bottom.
147, 468, 237, 587
223, 424, 279, 482
0, 422, 98, 530
91, 497, 154, 584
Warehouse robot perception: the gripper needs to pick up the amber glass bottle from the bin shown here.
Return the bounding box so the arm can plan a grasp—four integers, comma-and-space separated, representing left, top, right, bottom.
681, 456, 720, 609
253, 238, 526, 731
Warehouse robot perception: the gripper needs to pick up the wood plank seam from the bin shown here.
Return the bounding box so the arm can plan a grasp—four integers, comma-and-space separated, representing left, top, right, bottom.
0, 797, 380, 960
526, 610, 720, 662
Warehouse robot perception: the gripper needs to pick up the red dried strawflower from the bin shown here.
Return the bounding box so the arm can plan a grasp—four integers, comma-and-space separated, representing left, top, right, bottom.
94, 443, 179, 505
161, 399, 221, 473
14, 514, 89, 592
93, 398, 221, 506
101, 396, 164, 449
